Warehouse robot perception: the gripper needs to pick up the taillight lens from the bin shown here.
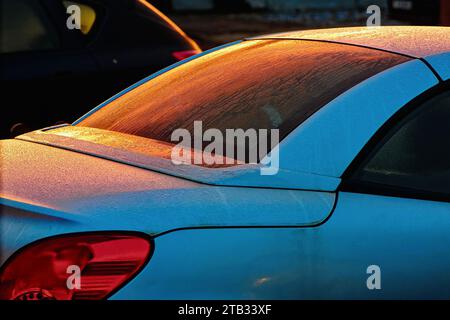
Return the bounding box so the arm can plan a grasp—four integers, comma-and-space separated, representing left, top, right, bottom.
172, 49, 201, 61
0, 232, 152, 300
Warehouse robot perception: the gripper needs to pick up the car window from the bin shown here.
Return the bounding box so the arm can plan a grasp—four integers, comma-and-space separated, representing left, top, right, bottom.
351, 89, 450, 196
77, 40, 410, 160
62, 1, 97, 35
0, 0, 59, 54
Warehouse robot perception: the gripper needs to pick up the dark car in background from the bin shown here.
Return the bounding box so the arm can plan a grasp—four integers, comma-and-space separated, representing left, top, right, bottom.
388, 0, 450, 26
0, 0, 201, 138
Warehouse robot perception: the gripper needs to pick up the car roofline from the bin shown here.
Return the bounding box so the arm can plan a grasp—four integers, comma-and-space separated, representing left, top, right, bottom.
243, 37, 445, 81
247, 26, 450, 59
243, 37, 418, 59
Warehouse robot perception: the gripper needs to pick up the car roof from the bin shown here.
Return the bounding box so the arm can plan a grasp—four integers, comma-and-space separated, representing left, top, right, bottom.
249, 26, 450, 58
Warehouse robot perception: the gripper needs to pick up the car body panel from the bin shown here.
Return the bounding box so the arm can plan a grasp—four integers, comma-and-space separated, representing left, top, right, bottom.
17, 126, 341, 191
251, 26, 450, 58
1, 26, 449, 300
0, 139, 336, 264
113, 192, 450, 299
278, 59, 438, 178
69, 35, 441, 182
72, 41, 241, 125
0, 0, 201, 137
251, 26, 450, 81
425, 52, 450, 80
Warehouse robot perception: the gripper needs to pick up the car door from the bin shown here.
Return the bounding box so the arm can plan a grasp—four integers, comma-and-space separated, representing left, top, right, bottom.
322, 84, 450, 299
0, 0, 98, 137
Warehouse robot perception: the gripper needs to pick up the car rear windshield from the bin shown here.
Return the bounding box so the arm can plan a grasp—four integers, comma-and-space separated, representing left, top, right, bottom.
77, 39, 410, 155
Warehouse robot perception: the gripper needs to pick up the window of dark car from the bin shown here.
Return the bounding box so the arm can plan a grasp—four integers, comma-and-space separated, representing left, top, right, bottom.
348, 89, 450, 197
77, 39, 410, 161
0, 0, 59, 54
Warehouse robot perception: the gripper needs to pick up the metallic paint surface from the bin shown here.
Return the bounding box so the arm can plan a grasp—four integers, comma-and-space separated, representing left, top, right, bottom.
16, 60, 436, 189
425, 52, 450, 80
113, 192, 450, 299
251, 26, 450, 58
0, 140, 335, 265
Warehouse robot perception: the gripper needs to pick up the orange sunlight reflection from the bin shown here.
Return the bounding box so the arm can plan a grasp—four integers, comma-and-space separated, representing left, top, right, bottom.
138, 0, 201, 52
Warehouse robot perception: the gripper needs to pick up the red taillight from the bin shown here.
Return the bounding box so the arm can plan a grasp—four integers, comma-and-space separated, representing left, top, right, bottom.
172, 49, 201, 61
0, 232, 152, 300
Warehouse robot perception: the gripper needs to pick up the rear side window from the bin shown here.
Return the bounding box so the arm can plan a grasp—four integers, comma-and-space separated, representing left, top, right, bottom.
78, 40, 409, 147
350, 89, 450, 197
1, 0, 59, 53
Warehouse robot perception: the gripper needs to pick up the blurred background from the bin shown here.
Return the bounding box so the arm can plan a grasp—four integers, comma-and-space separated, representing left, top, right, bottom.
1, 0, 449, 138
159, 0, 450, 49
